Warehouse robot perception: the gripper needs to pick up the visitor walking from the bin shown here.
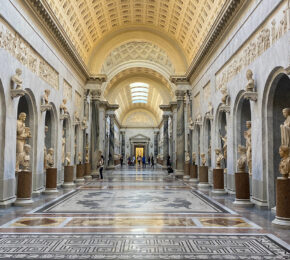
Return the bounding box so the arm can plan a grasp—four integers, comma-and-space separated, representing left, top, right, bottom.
120, 155, 123, 167
148, 156, 151, 165
137, 155, 141, 166
142, 155, 146, 168
151, 156, 154, 168
98, 155, 104, 180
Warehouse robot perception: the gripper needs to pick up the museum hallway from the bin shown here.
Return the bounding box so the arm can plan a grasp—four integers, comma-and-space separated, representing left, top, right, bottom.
0, 167, 289, 259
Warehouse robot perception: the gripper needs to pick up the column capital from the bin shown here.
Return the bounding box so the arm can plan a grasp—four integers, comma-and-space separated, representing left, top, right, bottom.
175, 90, 185, 100
170, 75, 188, 84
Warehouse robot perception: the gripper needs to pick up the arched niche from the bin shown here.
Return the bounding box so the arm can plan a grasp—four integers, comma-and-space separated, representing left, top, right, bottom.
204, 119, 212, 167
16, 89, 37, 190
0, 79, 6, 199
263, 67, 290, 208
215, 107, 227, 169
44, 103, 58, 165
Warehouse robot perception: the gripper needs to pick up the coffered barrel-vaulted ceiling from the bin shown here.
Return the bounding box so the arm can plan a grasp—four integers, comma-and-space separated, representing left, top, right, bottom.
43, 0, 227, 74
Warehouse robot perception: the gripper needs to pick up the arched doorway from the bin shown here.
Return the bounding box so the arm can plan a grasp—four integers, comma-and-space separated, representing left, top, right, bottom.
263, 68, 290, 208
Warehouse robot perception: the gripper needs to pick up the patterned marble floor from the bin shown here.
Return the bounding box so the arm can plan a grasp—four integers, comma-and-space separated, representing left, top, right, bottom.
0, 167, 289, 259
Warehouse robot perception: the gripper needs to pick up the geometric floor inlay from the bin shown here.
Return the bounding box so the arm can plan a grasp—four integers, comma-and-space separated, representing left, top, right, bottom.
0, 234, 288, 259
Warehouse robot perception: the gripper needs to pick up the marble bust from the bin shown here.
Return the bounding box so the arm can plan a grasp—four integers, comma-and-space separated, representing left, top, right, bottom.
185, 152, 190, 162
280, 108, 290, 148
279, 146, 290, 179
21, 144, 31, 171
78, 152, 82, 164
237, 145, 247, 172
215, 149, 223, 169
200, 153, 206, 166
192, 152, 196, 164
60, 98, 68, 114
220, 85, 228, 104
245, 69, 255, 91
47, 148, 54, 168
43, 89, 50, 104
65, 152, 71, 166
11, 68, 23, 90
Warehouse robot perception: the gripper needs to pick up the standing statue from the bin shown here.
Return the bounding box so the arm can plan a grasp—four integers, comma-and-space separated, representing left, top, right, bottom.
20, 144, 31, 171
278, 146, 290, 178
280, 108, 290, 147
65, 152, 71, 166
215, 149, 224, 169
200, 153, 206, 166
16, 112, 31, 172
47, 148, 54, 168
245, 69, 255, 91
237, 145, 247, 172
192, 152, 196, 165
62, 129, 65, 164
244, 121, 252, 175
221, 128, 227, 160
11, 68, 23, 90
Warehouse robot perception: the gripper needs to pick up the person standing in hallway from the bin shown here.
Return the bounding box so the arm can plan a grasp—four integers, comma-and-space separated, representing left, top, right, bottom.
148, 156, 151, 166
98, 155, 104, 180
142, 155, 146, 168
137, 155, 141, 166
151, 156, 154, 168
120, 155, 123, 167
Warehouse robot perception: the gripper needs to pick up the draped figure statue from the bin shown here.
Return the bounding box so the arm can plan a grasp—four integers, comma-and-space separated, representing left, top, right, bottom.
280, 108, 290, 148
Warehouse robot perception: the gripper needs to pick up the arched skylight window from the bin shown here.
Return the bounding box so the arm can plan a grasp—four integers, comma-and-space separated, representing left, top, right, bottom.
130, 82, 149, 104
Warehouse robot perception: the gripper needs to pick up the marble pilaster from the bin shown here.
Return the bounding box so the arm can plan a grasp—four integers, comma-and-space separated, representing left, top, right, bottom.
120, 130, 125, 158
163, 115, 169, 167
154, 130, 159, 158
108, 114, 115, 169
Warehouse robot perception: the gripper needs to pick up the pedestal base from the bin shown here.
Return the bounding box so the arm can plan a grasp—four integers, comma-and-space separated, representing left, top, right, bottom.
211, 189, 227, 196
106, 165, 115, 170
174, 170, 184, 178
272, 216, 290, 228
84, 175, 92, 181
183, 175, 190, 181
62, 182, 76, 189
14, 198, 33, 206
76, 164, 85, 181
235, 172, 251, 201
190, 164, 198, 179
43, 188, 58, 195
75, 178, 85, 185
198, 166, 209, 189
233, 198, 254, 208
189, 178, 198, 184
198, 182, 210, 189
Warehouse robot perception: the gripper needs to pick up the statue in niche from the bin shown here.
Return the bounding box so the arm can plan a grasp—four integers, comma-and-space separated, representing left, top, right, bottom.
192, 152, 196, 165
221, 128, 227, 160
200, 153, 206, 166
245, 70, 255, 91
42, 89, 50, 105
47, 148, 54, 168
65, 152, 71, 166
11, 68, 23, 90
280, 108, 290, 148
237, 145, 247, 172
215, 149, 224, 169
62, 129, 65, 164
278, 146, 290, 179
220, 85, 228, 104
16, 112, 31, 172
44, 147, 47, 170
244, 121, 252, 175
185, 152, 190, 163
60, 98, 68, 114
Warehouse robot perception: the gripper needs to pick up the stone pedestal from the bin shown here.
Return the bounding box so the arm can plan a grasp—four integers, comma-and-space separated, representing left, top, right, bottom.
14, 171, 33, 206
211, 168, 227, 196
183, 161, 190, 181
233, 172, 254, 207
62, 166, 75, 189
272, 178, 290, 228
189, 164, 198, 184
198, 166, 210, 189
84, 163, 92, 180
75, 164, 85, 185
43, 168, 58, 194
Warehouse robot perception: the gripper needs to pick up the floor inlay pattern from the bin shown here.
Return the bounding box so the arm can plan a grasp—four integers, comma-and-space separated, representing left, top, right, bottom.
0, 233, 288, 259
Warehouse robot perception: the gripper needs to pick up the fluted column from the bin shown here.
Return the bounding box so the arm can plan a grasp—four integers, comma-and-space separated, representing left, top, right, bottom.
175, 90, 185, 176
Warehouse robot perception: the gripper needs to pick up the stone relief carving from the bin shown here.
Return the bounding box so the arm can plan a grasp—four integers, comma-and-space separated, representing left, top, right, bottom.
63, 80, 72, 101
244, 121, 252, 175
215, 149, 224, 169
101, 41, 175, 74
216, 3, 288, 91
16, 112, 31, 172
237, 145, 247, 172
47, 148, 54, 168
75, 91, 82, 111
0, 20, 59, 90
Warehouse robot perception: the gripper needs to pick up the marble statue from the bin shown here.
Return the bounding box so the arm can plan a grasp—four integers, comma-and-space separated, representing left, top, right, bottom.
74, 111, 80, 122
244, 121, 252, 175
65, 152, 71, 166
85, 151, 89, 163
47, 148, 54, 168
206, 102, 213, 117
11, 68, 23, 90
82, 116, 88, 129
280, 108, 290, 148
221, 129, 227, 160
220, 85, 228, 104
185, 152, 190, 162
201, 153, 206, 166
237, 145, 247, 172
279, 146, 290, 179
62, 130, 65, 164
16, 112, 31, 172
215, 149, 223, 169
188, 117, 194, 130
196, 114, 202, 124
245, 69, 255, 91
20, 144, 31, 171
44, 147, 47, 170
192, 152, 196, 164
60, 98, 68, 114
43, 89, 50, 104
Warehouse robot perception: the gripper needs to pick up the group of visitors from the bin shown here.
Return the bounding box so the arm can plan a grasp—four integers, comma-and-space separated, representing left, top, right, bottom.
127, 155, 155, 168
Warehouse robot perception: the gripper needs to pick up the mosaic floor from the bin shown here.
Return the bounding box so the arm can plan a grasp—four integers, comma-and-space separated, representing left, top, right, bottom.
0, 167, 289, 259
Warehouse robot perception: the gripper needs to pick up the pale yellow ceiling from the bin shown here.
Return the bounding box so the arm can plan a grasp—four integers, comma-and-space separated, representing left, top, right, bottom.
44, 0, 227, 70
104, 67, 173, 125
